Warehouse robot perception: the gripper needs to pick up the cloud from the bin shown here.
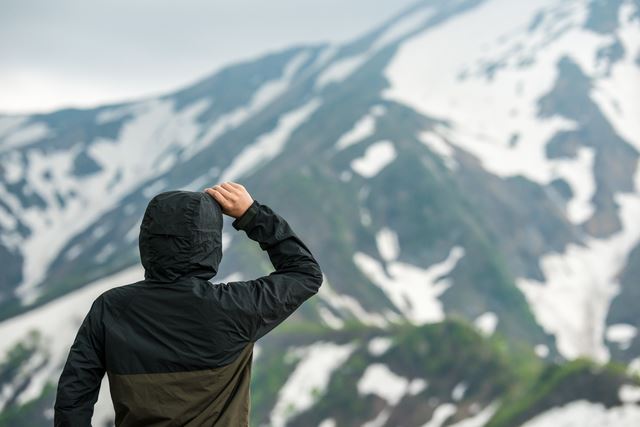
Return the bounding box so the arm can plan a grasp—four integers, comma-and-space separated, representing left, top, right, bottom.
0, 0, 415, 113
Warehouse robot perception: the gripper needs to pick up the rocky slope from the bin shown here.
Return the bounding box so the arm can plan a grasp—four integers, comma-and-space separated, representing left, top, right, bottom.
1, 0, 639, 425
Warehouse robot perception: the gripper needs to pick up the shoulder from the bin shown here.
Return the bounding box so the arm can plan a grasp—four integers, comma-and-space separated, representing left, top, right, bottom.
96, 280, 145, 310
100, 280, 143, 298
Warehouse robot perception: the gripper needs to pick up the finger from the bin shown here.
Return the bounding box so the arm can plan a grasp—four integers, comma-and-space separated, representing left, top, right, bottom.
204, 187, 218, 198
227, 182, 245, 190
213, 184, 234, 199
206, 188, 227, 203
221, 182, 239, 201
220, 182, 238, 195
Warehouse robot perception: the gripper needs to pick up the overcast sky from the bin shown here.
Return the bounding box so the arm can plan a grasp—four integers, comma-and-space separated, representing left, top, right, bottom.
0, 0, 416, 115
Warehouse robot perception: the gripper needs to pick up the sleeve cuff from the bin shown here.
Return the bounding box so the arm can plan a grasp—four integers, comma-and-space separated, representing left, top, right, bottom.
232, 200, 260, 230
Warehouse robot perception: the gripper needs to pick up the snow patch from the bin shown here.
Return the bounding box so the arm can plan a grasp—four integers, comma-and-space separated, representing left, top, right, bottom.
96, 106, 133, 124
92, 375, 113, 427
1, 122, 51, 151
629, 358, 640, 376
220, 98, 321, 182
3, 151, 24, 183
180, 51, 310, 160
474, 312, 498, 336
362, 408, 391, 427
0, 116, 28, 140
418, 130, 458, 170
360, 206, 372, 227
9, 97, 207, 304
351, 140, 397, 178
316, 54, 369, 88
517, 162, 640, 362
353, 246, 465, 324
221, 231, 233, 252
253, 344, 262, 361
357, 364, 427, 419
92, 224, 108, 240
0, 204, 17, 231
383, 0, 611, 192
125, 219, 142, 243
422, 403, 457, 427
142, 179, 168, 198
551, 147, 596, 224
218, 271, 243, 283
606, 323, 637, 350
63, 244, 82, 262
619, 384, 640, 404
368, 336, 393, 356
357, 363, 408, 406
376, 227, 400, 262
335, 114, 376, 151
318, 306, 345, 329
408, 378, 428, 395
317, 275, 388, 328
371, 8, 436, 50
591, 2, 640, 152
251, 51, 310, 109
370, 105, 386, 117
0, 266, 143, 423
535, 344, 550, 358
448, 401, 500, 427
520, 400, 640, 427
312, 46, 339, 70
94, 243, 115, 264
319, 419, 337, 427
316, 6, 435, 90
452, 382, 468, 402
270, 341, 356, 427
0, 340, 48, 409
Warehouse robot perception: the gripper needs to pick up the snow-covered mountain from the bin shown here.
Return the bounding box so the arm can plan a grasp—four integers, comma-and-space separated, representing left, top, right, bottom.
1, 0, 640, 425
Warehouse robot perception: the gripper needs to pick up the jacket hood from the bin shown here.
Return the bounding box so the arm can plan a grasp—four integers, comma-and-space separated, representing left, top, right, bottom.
139, 190, 223, 282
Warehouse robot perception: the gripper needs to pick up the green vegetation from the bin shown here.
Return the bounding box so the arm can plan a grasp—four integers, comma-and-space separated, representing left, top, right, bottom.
0, 382, 56, 427
250, 343, 300, 426
252, 318, 543, 426
0, 332, 53, 427
252, 318, 638, 426
264, 167, 394, 312
0, 330, 42, 385
486, 358, 637, 427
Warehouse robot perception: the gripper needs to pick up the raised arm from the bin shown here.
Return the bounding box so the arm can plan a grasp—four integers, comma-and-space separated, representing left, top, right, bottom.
54, 295, 106, 426
205, 182, 323, 341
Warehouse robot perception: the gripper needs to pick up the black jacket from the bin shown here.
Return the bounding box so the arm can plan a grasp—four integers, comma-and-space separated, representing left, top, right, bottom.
54, 190, 323, 426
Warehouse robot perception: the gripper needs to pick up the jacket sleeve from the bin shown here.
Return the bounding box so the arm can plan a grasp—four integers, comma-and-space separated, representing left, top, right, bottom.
220, 199, 323, 341
54, 295, 106, 427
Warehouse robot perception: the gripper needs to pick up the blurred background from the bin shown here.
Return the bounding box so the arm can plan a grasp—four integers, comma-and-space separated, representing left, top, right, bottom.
1, 0, 639, 426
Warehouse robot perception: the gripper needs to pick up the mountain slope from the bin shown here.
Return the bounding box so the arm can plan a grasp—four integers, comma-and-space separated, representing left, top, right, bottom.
1, 0, 639, 425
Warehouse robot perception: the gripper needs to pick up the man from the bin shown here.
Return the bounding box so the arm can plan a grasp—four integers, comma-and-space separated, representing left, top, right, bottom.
54, 181, 323, 426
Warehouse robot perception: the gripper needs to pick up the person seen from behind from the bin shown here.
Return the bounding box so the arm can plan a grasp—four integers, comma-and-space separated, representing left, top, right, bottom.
54, 181, 324, 426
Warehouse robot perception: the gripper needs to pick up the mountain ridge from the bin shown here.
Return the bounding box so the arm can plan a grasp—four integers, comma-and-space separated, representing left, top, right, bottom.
1, 0, 640, 425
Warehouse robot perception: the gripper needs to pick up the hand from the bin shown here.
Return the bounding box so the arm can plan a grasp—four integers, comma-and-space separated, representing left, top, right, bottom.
204, 182, 254, 219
